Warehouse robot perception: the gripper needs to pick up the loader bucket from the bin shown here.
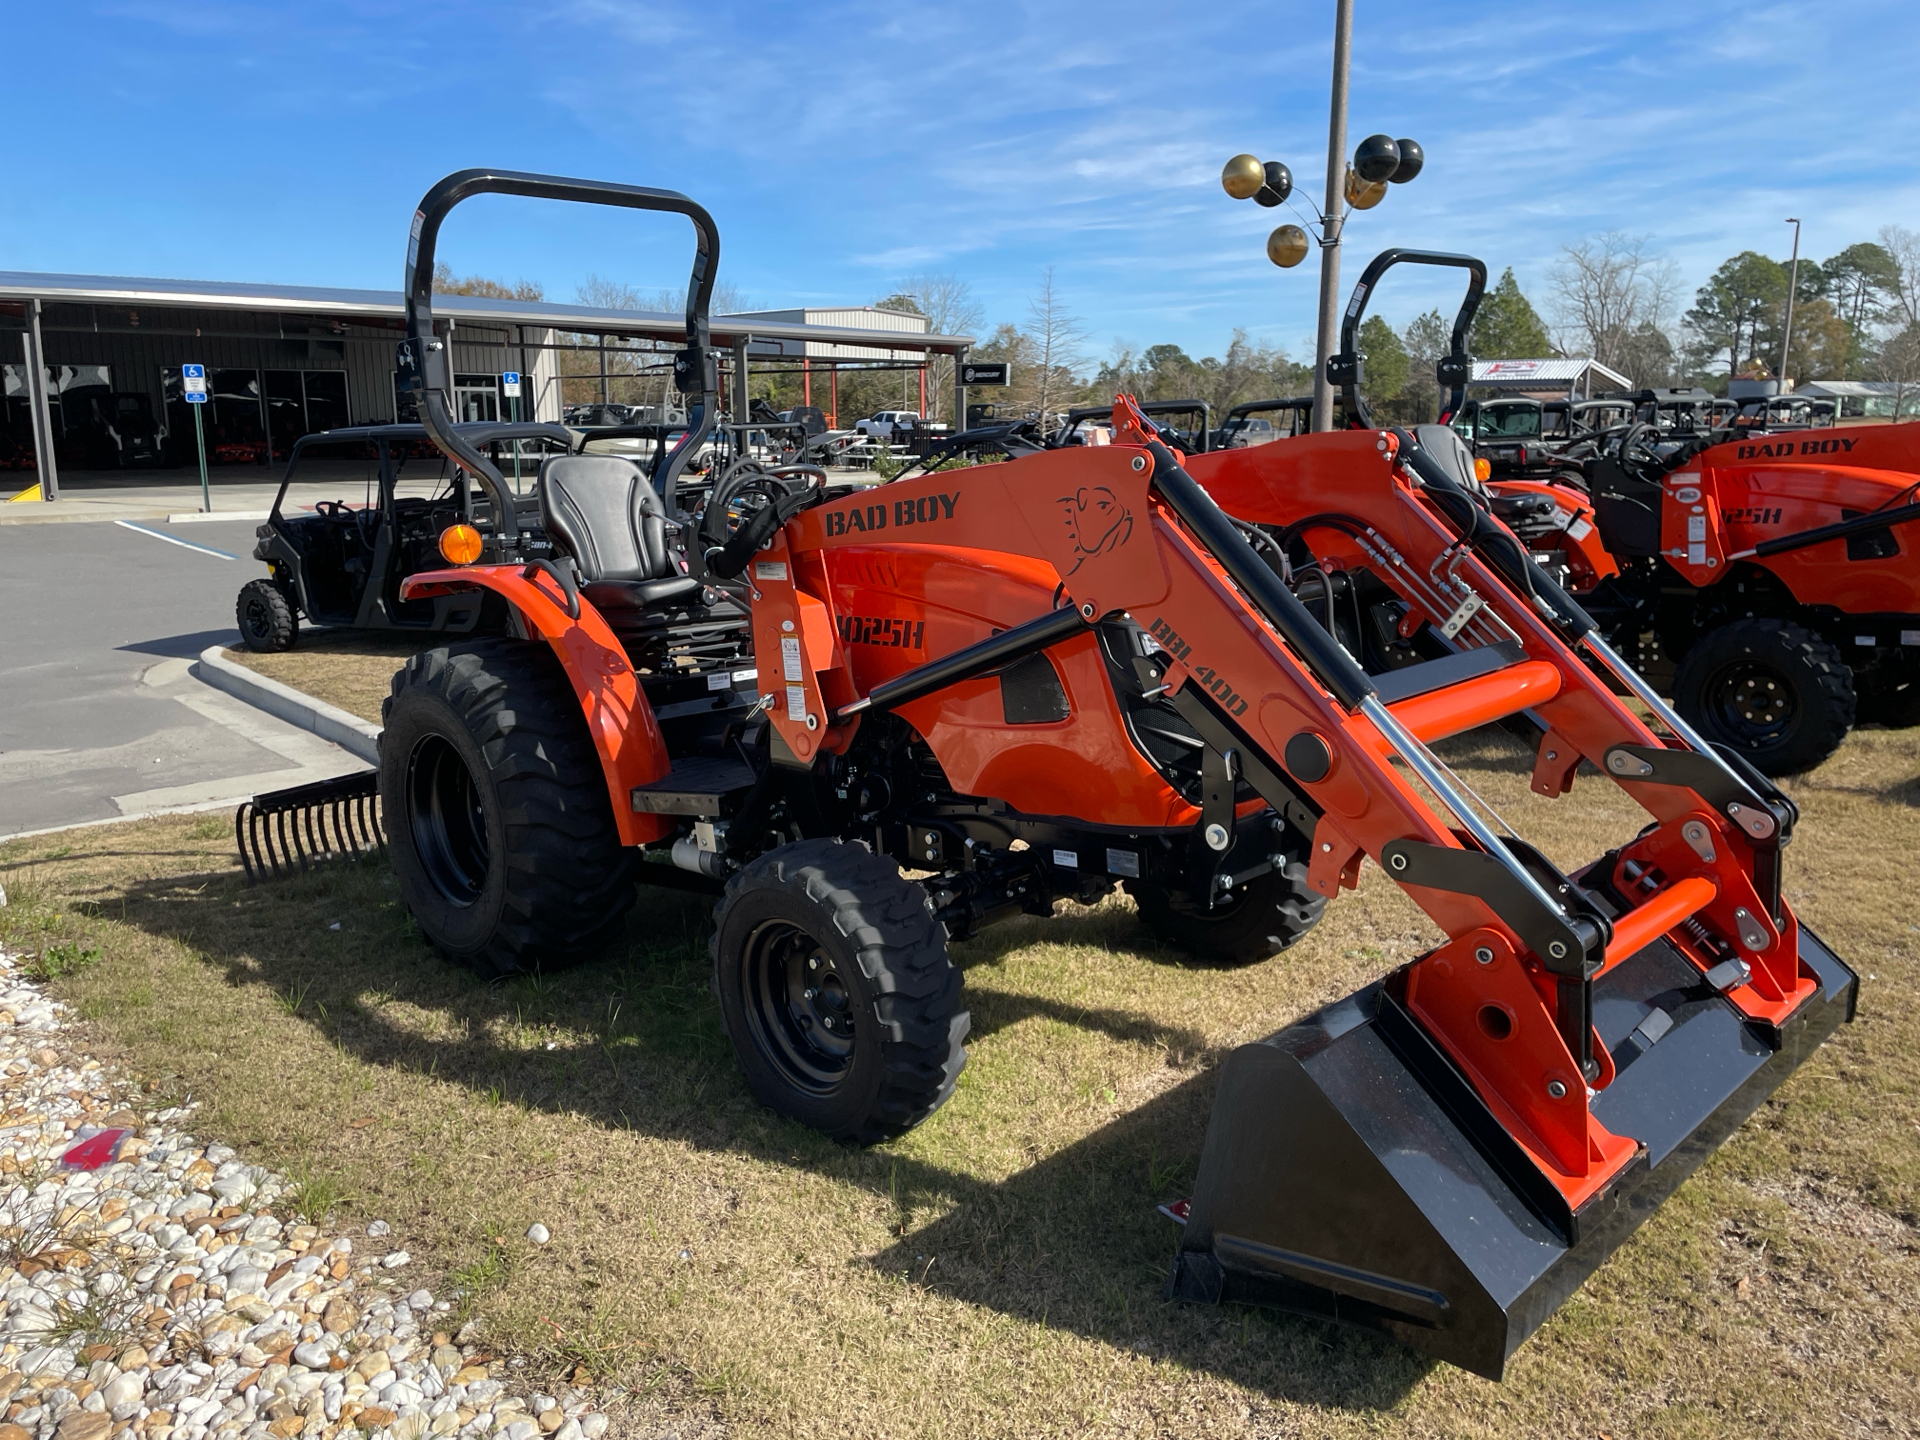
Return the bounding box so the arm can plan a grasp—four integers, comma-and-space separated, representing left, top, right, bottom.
1167, 919, 1857, 1378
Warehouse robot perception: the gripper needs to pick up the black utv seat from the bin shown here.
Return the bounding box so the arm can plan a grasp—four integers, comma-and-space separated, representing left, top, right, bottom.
537, 454, 703, 614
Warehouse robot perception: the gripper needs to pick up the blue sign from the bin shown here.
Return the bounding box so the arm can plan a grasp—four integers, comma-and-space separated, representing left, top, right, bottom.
182, 363, 208, 403
502, 370, 522, 398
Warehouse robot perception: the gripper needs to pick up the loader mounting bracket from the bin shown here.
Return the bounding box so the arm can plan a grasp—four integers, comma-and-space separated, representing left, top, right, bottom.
1380, 837, 1605, 978
1601, 744, 1793, 839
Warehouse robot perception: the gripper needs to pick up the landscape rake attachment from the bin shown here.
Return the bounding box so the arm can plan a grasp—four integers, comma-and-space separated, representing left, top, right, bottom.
235, 770, 384, 883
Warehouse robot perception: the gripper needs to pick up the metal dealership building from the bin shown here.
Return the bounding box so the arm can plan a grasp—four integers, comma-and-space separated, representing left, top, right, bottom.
0, 272, 974, 499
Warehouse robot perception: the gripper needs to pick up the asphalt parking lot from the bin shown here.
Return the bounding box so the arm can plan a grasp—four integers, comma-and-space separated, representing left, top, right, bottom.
0, 515, 364, 837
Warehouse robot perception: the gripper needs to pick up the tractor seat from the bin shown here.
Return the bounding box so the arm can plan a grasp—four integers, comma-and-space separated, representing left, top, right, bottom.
537, 455, 702, 612
1413, 424, 1490, 498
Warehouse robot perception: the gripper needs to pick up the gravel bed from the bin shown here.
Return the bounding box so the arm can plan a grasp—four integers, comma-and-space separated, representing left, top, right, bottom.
0, 948, 609, 1440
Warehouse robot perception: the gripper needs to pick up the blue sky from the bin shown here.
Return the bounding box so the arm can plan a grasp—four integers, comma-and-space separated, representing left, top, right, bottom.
4, 0, 1916, 363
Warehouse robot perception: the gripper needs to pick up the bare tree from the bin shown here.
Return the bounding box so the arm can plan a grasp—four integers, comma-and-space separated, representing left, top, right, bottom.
1548, 233, 1679, 375
889, 272, 984, 421
1023, 267, 1088, 423
1878, 325, 1920, 420
1879, 225, 1920, 330
575, 273, 642, 310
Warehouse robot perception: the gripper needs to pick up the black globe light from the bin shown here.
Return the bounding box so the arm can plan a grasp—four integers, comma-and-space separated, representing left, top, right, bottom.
1352, 133, 1400, 184
1389, 137, 1424, 183
1255, 160, 1293, 207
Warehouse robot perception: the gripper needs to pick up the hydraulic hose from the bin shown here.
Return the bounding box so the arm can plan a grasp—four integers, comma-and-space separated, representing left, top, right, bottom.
1144, 441, 1378, 710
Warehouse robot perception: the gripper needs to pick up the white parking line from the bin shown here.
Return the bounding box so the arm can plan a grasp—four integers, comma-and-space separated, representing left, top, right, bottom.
113, 520, 239, 561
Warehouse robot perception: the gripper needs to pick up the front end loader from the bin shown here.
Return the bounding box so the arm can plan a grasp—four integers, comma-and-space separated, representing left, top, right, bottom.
348, 171, 1854, 1380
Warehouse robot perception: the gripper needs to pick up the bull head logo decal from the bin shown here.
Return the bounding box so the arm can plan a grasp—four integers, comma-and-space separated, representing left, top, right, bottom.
1058, 485, 1133, 574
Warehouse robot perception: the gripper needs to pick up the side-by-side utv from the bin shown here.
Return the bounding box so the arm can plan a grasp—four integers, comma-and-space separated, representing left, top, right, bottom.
247, 170, 1858, 1382
236, 421, 575, 649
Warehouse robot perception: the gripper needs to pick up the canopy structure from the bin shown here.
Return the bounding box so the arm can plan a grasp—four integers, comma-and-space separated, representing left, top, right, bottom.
0, 271, 976, 498
1469, 358, 1631, 399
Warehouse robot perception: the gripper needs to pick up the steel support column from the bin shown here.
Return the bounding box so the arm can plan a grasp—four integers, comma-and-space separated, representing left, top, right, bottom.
952, 346, 968, 431
731, 337, 750, 424
25, 299, 59, 501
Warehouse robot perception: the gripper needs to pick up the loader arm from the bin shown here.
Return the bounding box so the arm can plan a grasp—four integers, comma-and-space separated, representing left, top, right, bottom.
754, 402, 1830, 1222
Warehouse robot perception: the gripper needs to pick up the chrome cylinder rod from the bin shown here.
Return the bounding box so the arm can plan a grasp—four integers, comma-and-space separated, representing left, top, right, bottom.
1358, 693, 1569, 924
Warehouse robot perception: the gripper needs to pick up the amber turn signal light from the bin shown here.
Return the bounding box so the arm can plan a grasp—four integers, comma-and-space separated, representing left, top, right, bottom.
1473, 458, 1492, 482
438, 523, 483, 565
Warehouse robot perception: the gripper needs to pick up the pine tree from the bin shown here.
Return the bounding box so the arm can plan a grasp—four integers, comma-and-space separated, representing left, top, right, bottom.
1469, 268, 1553, 359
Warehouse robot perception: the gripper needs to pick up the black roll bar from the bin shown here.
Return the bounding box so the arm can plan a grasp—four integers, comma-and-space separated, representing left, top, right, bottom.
396, 169, 722, 549
1328, 249, 1487, 430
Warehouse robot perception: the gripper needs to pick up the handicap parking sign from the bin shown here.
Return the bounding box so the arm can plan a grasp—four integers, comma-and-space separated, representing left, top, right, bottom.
182, 363, 208, 402
502, 371, 522, 398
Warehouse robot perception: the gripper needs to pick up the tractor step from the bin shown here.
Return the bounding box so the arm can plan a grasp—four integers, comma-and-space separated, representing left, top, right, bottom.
629, 755, 757, 816
1166, 921, 1856, 1379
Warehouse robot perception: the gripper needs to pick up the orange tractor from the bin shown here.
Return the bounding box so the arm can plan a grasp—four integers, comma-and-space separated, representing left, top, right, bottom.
358, 172, 1855, 1379
1330, 248, 1920, 773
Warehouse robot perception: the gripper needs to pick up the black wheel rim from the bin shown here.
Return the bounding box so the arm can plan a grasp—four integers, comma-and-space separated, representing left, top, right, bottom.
1701, 658, 1798, 748
241, 594, 274, 643
741, 918, 855, 1095
406, 734, 490, 905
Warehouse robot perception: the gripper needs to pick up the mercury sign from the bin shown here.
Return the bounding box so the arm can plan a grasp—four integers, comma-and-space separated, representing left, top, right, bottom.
960, 362, 1011, 387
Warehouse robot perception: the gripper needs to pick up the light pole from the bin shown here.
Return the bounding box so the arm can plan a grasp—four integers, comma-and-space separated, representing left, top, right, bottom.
1313, 0, 1354, 434
1220, 1, 1423, 431
1778, 217, 1802, 392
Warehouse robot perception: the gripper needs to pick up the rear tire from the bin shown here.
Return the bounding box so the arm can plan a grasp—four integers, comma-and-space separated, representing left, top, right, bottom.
1127, 858, 1326, 966
712, 840, 968, 1143
1672, 618, 1855, 775
236, 579, 297, 652
379, 638, 636, 977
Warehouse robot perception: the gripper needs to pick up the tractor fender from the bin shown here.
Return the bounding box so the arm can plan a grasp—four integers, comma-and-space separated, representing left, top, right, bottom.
401, 565, 671, 845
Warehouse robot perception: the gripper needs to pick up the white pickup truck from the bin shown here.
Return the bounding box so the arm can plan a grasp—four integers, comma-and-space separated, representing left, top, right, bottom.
854, 410, 923, 439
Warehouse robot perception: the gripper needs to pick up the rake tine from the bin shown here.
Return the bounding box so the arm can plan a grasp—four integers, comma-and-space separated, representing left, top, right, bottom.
236, 805, 258, 885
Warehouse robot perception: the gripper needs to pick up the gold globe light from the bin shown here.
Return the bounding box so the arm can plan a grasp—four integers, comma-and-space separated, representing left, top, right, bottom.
1222, 153, 1266, 200
1345, 166, 1387, 210
1266, 224, 1310, 268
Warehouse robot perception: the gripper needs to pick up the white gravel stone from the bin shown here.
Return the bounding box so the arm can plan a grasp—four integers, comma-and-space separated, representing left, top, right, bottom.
0, 945, 609, 1440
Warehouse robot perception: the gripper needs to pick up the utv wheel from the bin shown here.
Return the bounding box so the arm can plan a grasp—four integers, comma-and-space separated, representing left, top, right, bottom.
379, 638, 636, 977
712, 840, 968, 1143
1127, 858, 1326, 966
236, 579, 297, 652
1672, 618, 1855, 775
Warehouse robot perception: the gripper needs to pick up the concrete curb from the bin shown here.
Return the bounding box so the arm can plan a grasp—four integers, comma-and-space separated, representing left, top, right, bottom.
194, 646, 383, 765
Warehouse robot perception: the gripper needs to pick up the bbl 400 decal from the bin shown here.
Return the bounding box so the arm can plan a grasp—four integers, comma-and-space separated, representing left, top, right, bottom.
1146, 617, 1249, 717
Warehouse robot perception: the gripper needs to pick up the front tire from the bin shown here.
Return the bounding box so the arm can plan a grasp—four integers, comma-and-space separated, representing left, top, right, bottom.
1127, 858, 1326, 966
1672, 618, 1855, 775
380, 639, 636, 976
236, 579, 297, 652
712, 840, 968, 1143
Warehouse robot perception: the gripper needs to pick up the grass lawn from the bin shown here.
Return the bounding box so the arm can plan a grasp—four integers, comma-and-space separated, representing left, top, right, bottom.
223, 631, 422, 724
2, 720, 1915, 1438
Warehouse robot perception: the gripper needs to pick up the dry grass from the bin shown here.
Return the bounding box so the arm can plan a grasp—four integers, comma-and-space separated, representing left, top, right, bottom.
223, 631, 424, 723
2, 726, 1917, 1438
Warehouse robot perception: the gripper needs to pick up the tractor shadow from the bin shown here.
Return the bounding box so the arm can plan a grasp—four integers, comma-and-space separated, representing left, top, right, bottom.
92, 854, 1426, 1412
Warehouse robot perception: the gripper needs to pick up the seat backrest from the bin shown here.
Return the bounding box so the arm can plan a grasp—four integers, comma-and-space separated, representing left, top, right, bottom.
1414, 424, 1488, 497
537, 455, 675, 583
